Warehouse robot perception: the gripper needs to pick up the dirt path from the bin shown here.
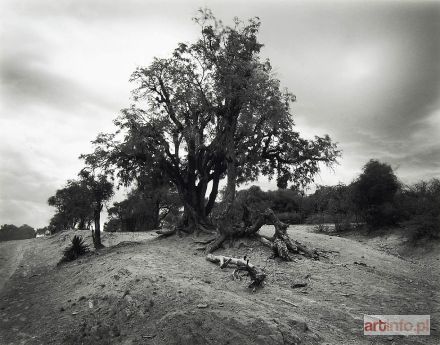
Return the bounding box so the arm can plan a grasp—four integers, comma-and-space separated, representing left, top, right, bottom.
0, 227, 438, 345
0, 240, 28, 292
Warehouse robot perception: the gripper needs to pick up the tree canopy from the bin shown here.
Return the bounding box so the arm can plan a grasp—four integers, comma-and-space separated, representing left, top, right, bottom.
48, 179, 93, 231
47, 170, 113, 240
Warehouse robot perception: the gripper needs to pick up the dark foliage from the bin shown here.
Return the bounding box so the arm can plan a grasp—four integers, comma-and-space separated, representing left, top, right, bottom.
351, 160, 400, 228
47, 179, 94, 233
48, 170, 113, 249
59, 235, 90, 264
406, 215, 440, 243
0, 224, 36, 242
304, 183, 354, 224
396, 179, 440, 242
105, 185, 181, 232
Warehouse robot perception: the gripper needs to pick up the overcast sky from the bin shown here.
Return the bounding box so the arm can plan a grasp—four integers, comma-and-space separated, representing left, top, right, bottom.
1, 0, 439, 228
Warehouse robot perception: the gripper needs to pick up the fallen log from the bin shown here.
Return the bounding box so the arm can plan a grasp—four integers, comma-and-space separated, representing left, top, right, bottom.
206, 254, 266, 288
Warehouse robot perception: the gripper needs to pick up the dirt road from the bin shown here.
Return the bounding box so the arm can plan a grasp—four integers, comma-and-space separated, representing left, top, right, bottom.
0, 227, 438, 344
0, 240, 28, 292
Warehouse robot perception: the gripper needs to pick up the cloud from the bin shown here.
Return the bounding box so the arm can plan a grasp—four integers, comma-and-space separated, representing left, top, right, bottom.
0, 147, 58, 227
281, 1, 440, 137
0, 0, 439, 228
0, 28, 120, 114
258, 1, 440, 184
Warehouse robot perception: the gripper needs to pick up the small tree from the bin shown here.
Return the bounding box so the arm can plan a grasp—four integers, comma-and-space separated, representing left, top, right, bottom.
351, 160, 400, 228
106, 185, 181, 232
79, 170, 114, 249
48, 180, 94, 232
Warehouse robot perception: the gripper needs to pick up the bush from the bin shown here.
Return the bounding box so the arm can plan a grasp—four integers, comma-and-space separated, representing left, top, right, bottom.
351, 160, 400, 228
364, 202, 400, 229
406, 215, 440, 243
104, 218, 120, 232
59, 235, 89, 264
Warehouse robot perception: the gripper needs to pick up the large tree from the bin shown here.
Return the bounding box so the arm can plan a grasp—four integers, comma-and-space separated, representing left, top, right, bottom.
83, 10, 339, 236
48, 171, 113, 247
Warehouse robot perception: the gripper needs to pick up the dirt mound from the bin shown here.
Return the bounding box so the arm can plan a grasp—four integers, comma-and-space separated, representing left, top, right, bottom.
157, 309, 318, 345
1, 227, 439, 345
62, 297, 317, 345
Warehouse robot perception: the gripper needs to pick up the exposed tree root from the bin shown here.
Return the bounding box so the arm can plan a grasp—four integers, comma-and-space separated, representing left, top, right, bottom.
157, 218, 216, 238
206, 254, 266, 289
194, 222, 217, 236
193, 238, 216, 245
158, 208, 317, 263
206, 208, 318, 261
205, 233, 227, 253
156, 228, 177, 237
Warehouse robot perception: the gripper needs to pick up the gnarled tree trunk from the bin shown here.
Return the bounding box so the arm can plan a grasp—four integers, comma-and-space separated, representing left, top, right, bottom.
157, 173, 220, 236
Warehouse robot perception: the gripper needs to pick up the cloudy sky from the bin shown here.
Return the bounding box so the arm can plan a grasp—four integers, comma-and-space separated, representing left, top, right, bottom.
1, 0, 439, 228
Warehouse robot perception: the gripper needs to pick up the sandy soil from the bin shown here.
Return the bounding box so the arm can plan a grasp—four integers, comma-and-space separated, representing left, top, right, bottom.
0, 226, 438, 345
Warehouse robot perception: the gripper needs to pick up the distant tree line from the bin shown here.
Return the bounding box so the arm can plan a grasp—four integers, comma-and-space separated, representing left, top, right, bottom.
233, 159, 440, 242
0, 224, 36, 241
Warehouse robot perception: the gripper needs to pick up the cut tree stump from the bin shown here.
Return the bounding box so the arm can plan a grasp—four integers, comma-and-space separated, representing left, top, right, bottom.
206, 254, 266, 288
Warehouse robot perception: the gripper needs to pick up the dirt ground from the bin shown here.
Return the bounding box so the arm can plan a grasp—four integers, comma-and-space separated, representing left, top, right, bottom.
0, 226, 438, 345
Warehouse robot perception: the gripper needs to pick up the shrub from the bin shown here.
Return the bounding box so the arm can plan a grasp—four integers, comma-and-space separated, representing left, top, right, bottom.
406, 215, 440, 243
351, 160, 400, 227
364, 202, 400, 229
59, 235, 89, 264
104, 218, 120, 232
